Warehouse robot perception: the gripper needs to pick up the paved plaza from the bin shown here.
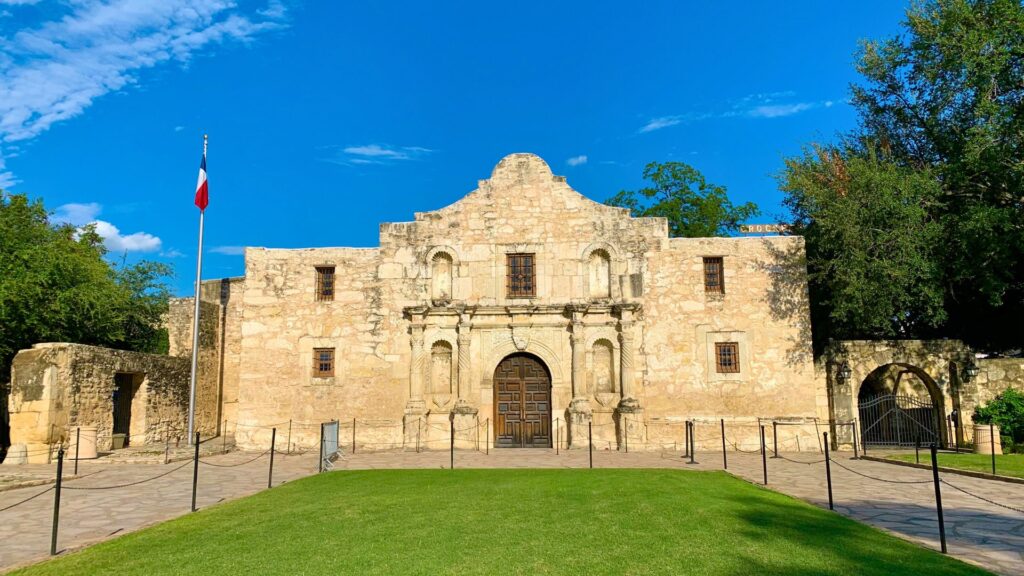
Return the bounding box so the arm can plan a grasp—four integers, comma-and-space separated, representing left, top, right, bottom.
0, 448, 1021, 575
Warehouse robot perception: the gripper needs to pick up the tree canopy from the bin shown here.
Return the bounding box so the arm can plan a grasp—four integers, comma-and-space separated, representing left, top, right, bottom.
0, 193, 172, 383
780, 0, 1024, 352
605, 161, 759, 237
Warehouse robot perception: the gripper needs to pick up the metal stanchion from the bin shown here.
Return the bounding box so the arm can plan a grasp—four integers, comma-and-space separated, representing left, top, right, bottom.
915, 439, 921, 464
823, 432, 833, 510
50, 449, 64, 556
352, 418, 357, 454
318, 423, 325, 473
721, 419, 727, 470
486, 419, 490, 456
772, 421, 778, 458
191, 432, 200, 512
268, 428, 276, 489
450, 420, 454, 470
930, 444, 947, 553
688, 421, 696, 465
222, 419, 228, 454
287, 419, 293, 455
851, 422, 859, 459
624, 415, 629, 454
588, 422, 593, 469
683, 420, 690, 459
73, 427, 80, 476
990, 423, 996, 475
760, 425, 768, 485
556, 419, 560, 455
417, 418, 422, 454
859, 419, 867, 456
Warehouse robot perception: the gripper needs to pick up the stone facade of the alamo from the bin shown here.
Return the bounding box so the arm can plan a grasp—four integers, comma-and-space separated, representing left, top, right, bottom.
202, 153, 825, 452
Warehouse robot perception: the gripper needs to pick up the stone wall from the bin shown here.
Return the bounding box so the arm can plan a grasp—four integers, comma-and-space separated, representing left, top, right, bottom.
967, 358, 1024, 425
5, 343, 217, 463
166, 298, 222, 435
233, 153, 823, 451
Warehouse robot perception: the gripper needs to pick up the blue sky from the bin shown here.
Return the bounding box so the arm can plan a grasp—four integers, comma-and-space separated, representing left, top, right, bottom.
0, 1, 909, 295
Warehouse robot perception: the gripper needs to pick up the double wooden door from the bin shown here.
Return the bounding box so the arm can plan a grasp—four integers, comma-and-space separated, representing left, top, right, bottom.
494, 354, 551, 448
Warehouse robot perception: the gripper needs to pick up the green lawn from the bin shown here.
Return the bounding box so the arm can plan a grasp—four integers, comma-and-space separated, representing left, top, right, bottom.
889, 452, 1024, 479
12, 469, 990, 576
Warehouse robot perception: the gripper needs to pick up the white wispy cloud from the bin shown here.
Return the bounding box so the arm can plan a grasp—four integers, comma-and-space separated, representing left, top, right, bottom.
567, 155, 588, 167
210, 245, 245, 255
327, 144, 434, 166
0, 0, 288, 187
161, 248, 185, 258
638, 92, 836, 133
53, 201, 162, 252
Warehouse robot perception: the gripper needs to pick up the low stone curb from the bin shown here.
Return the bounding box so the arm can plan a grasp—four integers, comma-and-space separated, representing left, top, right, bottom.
863, 455, 1024, 485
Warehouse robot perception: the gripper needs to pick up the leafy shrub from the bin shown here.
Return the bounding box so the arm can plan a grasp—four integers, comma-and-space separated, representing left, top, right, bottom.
973, 388, 1024, 446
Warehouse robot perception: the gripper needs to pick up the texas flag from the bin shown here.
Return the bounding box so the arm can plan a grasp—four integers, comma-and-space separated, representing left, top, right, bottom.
194, 153, 209, 211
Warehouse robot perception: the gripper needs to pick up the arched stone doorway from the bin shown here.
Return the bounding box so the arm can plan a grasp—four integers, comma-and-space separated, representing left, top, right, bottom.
493, 353, 552, 448
857, 363, 946, 447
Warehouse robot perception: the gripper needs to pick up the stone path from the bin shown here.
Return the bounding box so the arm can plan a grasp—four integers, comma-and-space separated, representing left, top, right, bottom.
0, 448, 1021, 575
0, 449, 319, 572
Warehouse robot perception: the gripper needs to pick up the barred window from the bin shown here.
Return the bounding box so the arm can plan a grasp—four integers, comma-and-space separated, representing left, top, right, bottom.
315, 266, 335, 301
506, 253, 536, 298
703, 257, 724, 294
313, 348, 335, 377
715, 342, 740, 373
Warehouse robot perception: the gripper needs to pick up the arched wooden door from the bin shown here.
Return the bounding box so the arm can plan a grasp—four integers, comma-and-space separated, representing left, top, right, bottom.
494, 354, 551, 448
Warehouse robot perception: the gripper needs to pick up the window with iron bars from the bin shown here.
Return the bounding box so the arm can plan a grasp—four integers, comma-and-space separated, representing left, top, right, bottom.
715, 342, 740, 373
313, 348, 335, 377
703, 257, 724, 294
315, 266, 335, 301
506, 253, 536, 298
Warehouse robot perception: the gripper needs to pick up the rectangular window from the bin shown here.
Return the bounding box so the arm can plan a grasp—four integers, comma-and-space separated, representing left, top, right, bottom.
315, 266, 335, 301
506, 253, 536, 298
703, 257, 724, 294
313, 348, 335, 377
715, 342, 740, 373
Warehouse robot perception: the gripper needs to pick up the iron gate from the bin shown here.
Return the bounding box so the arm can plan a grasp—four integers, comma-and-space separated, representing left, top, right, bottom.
859, 394, 941, 447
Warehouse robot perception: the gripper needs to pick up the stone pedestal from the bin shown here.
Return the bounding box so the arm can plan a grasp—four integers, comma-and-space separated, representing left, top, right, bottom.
974, 424, 1003, 455
615, 399, 643, 451
452, 401, 480, 450
567, 398, 593, 448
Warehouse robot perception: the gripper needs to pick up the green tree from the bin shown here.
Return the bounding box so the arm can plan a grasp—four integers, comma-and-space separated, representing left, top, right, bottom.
605, 162, 759, 237
849, 0, 1024, 350
0, 193, 172, 383
780, 146, 947, 350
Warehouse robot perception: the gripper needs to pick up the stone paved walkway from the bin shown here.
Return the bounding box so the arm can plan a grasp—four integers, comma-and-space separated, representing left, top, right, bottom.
0, 448, 1021, 575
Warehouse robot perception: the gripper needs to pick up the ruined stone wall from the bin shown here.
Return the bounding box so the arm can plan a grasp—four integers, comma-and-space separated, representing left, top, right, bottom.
6, 343, 215, 462
234, 154, 821, 451
166, 298, 221, 436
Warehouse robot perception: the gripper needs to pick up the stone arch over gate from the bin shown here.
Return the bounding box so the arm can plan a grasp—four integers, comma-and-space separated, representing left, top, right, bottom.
825, 340, 973, 448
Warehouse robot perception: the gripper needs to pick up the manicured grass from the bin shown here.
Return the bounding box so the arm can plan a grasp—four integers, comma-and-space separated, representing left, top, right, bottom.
12, 469, 990, 576
889, 452, 1024, 479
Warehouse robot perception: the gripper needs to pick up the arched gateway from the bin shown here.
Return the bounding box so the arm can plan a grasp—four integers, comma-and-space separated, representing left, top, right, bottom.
493, 353, 552, 448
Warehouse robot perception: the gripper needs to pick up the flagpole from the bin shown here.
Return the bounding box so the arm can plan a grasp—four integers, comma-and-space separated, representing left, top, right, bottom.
187, 134, 207, 446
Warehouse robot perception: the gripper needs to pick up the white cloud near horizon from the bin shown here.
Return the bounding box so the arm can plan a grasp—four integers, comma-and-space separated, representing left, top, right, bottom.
567, 155, 588, 167
0, 0, 288, 187
53, 201, 162, 252
327, 144, 434, 166
210, 245, 245, 255
638, 92, 836, 133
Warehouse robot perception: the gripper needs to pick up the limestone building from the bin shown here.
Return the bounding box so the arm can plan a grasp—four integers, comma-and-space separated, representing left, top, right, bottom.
206, 153, 825, 451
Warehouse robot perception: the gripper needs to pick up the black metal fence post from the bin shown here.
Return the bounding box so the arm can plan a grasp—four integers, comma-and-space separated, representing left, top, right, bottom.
588, 421, 593, 469
915, 439, 921, 464
760, 425, 768, 485
222, 420, 228, 454
268, 428, 276, 489
73, 427, 81, 476
683, 420, 690, 459
858, 419, 866, 456
851, 422, 859, 459
352, 418, 357, 454
930, 444, 947, 553
486, 418, 490, 455
688, 421, 696, 464
721, 419, 727, 470
191, 432, 200, 512
449, 420, 454, 470
287, 419, 292, 455
624, 415, 629, 454
318, 423, 325, 473
990, 422, 996, 475
50, 448, 64, 556
772, 421, 778, 458
556, 419, 560, 455
823, 432, 834, 510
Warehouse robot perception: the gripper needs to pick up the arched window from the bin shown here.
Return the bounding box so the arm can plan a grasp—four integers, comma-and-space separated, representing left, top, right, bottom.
431, 252, 453, 301
430, 341, 453, 394
592, 339, 615, 394
588, 249, 611, 299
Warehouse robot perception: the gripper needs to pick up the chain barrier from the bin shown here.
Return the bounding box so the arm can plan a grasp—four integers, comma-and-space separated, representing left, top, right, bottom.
198, 451, 270, 468
939, 478, 1024, 515
776, 453, 827, 465
62, 460, 193, 491
827, 455, 932, 485
0, 485, 55, 513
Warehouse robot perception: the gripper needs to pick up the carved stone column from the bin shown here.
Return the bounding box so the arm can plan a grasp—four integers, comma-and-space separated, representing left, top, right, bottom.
618, 311, 641, 413
456, 316, 471, 401
404, 323, 427, 446
568, 309, 592, 448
